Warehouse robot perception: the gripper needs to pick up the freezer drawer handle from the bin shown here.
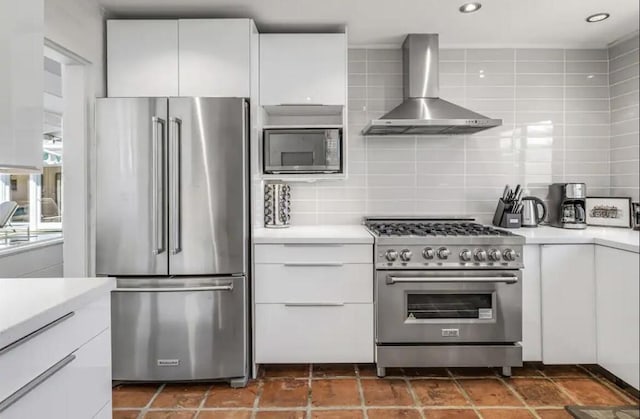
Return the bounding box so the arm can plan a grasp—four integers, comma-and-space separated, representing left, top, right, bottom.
0, 354, 76, 413
152, 116, 166, 255
116, 284, 234, 293
386, 276, 518, 285
169, 117, 182, 255
0, 311, 75, 355
284, 302, 345, 307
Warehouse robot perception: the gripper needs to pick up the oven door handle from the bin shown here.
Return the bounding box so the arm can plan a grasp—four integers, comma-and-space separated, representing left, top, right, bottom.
386, 276, 518, 285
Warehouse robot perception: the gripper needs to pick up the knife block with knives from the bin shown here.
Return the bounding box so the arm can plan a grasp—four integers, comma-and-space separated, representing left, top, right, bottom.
492, 184, 523, 228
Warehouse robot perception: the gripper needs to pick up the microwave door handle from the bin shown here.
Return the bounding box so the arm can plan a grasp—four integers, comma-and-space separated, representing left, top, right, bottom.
386, 276, 518, 285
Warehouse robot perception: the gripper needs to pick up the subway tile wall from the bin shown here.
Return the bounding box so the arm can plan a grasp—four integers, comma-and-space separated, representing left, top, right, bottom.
288, 47, 613, 225
609, 33, 639, 201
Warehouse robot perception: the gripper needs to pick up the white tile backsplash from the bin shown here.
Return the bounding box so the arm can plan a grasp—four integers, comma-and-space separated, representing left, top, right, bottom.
278, 42, 638, 225
609, 32, 639, 201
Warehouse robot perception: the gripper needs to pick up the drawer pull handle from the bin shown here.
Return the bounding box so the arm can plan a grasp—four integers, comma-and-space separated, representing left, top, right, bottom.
284, 302, 345, 307
0, 311, 75, 355
283, 263, 344, 267
0, 354, 76, 413
282, 244, 344, 247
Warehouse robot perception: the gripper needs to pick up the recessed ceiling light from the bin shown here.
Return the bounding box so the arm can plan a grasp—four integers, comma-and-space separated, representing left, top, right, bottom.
586, 13, 610, 23
459, 2, 482, 13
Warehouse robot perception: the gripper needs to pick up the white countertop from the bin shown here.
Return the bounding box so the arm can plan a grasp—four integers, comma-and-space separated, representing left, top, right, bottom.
0, 233, 63, 257
253, 225, 374, 244
512, 225, 639, 253
0, 277, 115, 349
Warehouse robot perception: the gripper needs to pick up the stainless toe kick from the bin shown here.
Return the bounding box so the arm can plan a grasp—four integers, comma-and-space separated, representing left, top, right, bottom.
376, 344, 522, 369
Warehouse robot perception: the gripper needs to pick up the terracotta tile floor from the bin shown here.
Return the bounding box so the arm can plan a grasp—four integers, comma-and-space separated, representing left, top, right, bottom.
113, 364, 638, 419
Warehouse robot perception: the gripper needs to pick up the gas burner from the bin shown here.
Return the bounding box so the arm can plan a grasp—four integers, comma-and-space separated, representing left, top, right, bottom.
365, 221, 513, 238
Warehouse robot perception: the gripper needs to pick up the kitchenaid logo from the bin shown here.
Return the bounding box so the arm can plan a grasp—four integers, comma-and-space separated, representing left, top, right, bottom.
157, 359, 180, 367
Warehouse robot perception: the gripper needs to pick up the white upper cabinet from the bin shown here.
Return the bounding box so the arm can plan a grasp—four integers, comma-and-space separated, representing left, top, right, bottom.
260, 34, 347, 106
107, 19, 256, 98
540, 244, 596, 364
179, 19, 255, 97
0, 0, 43, 172
107, 20, 179, 97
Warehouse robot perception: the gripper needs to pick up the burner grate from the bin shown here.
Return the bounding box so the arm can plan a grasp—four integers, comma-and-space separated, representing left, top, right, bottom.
365, 221, 512, 237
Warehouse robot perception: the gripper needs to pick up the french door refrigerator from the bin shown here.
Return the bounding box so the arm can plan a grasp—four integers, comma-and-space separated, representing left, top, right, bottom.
96, 97, 249, 387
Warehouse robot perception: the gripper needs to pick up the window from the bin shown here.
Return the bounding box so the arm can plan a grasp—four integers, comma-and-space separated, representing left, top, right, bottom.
0, 56, 63, 233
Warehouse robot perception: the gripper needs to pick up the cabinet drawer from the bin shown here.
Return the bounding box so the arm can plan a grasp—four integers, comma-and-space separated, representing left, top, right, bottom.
255, 303, 373, 363
0, 295, 110, 401
254, 263, 372, 303
254, 244, 371, 264
0, 329, 112, 419
65, 330, 112, 419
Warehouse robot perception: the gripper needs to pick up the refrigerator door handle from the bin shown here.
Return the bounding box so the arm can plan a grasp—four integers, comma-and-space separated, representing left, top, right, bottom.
169, 117, 182, 255
151, 116, 166, 255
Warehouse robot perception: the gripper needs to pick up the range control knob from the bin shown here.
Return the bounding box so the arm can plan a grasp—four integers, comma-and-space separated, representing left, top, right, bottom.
474, 249, 488, 261
422, 247, 435, 259
400, 249, 413, 261
460, 249, 472, 262
385, 249, 399, 262
503, 249, 517, 261
437, 247, 451, 259
489, 249, 502, 261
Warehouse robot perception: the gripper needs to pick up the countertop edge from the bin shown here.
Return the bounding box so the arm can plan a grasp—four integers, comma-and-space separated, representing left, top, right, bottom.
0, 278, 116, 349
253, 225, 374, 245
0, 236, 64, 258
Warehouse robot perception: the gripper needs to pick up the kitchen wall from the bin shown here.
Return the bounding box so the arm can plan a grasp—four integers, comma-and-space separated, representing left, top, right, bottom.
45, 0, 106, 95
609, 32, 639, 201
289, 47, 611, 224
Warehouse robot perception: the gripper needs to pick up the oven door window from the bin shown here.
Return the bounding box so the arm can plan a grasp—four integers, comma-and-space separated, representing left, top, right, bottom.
406, 293, 494, 320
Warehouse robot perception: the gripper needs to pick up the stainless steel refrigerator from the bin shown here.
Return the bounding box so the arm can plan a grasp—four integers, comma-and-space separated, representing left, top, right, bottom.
96, 97, 249, 387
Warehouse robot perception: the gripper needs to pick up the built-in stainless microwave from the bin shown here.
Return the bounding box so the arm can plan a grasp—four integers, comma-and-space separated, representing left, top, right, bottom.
263, 128, 342, 174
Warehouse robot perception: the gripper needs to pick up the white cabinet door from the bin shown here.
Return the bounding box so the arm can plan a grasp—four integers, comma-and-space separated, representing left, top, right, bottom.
541, 244, 596, 364
107, 20, 179, 97
255, 303, 374, 363
522, 245, 542, 361
596, 245, 639, 390
260, 34, 346, 106
179, 19, 252, 97
0, 0, 43, 172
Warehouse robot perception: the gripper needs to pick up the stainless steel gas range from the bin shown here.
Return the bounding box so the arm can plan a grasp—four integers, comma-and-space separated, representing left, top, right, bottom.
364, 217, 525, 377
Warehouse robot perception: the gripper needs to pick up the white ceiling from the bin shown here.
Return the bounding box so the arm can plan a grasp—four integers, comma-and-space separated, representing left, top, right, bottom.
99, 0, 640, 48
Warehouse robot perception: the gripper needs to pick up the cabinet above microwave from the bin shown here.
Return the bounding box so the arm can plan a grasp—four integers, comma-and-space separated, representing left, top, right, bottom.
263, 128, 343, 176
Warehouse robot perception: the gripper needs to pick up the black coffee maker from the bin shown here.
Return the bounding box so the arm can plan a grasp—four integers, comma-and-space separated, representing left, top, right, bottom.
548, 183, 587, 229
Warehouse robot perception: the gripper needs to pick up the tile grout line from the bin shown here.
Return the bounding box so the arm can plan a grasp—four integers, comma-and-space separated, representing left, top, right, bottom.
138, 384, 165, 419
580, 365, 638, 404
494, 374, 542, 419
538, 369, 583, 406
404, 376, 426, 419
355, 365, 370, 419
251, 375, 263, 419
450, 373, 483, 418
307, 364, 312, 419
194, 383, 214, 418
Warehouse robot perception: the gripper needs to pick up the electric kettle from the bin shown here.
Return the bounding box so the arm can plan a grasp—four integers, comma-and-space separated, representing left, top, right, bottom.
521, 196, 547, 227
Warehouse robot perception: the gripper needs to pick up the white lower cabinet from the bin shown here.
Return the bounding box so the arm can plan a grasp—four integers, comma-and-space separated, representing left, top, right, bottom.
540, 244, 596, 364
596, 245, 640, 390
255, 303, 373, 363
522, 245, 542, 361
254, 242, 374, 364
0, 296, 111, 418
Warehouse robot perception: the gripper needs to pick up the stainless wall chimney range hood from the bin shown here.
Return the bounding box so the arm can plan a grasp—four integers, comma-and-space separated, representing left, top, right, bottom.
362, 34, 502, 136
